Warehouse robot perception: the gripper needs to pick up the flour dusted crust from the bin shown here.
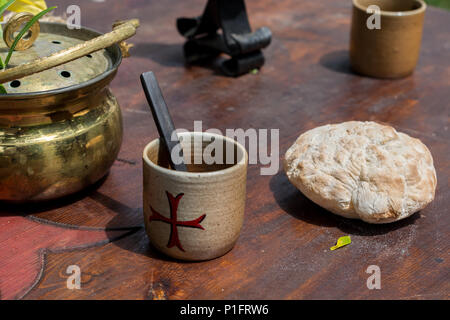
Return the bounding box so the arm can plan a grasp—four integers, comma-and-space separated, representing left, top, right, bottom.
283, 121, 437, 223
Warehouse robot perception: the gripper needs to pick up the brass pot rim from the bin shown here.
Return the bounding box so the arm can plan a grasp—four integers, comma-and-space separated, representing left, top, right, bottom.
0, 22, 123, 100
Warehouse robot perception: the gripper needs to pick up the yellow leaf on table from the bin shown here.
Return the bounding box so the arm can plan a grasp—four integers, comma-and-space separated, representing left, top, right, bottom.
330, 236, 351, 251
8, 0, 47, 15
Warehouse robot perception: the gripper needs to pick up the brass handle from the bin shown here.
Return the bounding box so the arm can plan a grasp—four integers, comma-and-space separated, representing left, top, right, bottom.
0, 19, 140, 84
3, 12, 41, 51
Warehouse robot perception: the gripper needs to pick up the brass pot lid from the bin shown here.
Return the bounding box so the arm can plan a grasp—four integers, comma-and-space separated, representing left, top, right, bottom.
0, 22, 122, 94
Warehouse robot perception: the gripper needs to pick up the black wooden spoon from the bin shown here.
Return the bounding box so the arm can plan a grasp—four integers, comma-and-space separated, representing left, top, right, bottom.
140, 71, 188, 172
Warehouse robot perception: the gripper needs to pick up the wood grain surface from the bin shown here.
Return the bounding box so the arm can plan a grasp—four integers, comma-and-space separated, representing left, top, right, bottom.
0, 0, 449, 300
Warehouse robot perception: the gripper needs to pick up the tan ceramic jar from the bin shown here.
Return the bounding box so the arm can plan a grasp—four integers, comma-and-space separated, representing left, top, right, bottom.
350, 0, 426, 78
143, 132, 248, 261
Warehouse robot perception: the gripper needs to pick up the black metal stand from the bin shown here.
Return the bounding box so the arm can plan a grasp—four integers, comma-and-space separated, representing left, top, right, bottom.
176, 0, 272, 77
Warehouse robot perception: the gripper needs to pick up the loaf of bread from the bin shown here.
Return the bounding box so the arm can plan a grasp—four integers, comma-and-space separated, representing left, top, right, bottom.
283, 121, 437, 223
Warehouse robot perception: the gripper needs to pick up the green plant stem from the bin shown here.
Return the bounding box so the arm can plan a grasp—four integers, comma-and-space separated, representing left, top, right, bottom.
0, 0, 16, 17
0, 0, 16, 70
4, 6, 56, 67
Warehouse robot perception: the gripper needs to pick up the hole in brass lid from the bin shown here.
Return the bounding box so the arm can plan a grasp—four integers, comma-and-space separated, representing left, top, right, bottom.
60, 71, 71, 78
2, 23, 119, 93
10, 80, 21, 88
86, 54, 93, 58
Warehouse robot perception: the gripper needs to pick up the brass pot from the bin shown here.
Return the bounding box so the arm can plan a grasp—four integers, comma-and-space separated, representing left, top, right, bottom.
0, 20, 138, 202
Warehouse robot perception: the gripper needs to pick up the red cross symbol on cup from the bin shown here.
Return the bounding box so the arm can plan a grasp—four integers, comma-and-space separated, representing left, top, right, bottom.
149, 191, 206, 252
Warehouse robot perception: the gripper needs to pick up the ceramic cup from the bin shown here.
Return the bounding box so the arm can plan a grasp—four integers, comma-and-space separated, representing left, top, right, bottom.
143, 131, 248, 261
350, 0, 427, 78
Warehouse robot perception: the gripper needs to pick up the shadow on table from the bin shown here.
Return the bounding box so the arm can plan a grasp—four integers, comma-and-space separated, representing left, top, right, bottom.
132, 42, 184, 67
0, 175, 108, 216
106, 226, 187, 263
319, 49, 353, 75
133, 42, 228, 76
103, 199, 199, 264
0, 171, 187, 263
105, 221, 201, 264
269, 171, 420, 236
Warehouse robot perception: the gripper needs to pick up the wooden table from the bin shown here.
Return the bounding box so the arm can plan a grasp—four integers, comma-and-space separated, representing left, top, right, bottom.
0, 0, 448, 300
